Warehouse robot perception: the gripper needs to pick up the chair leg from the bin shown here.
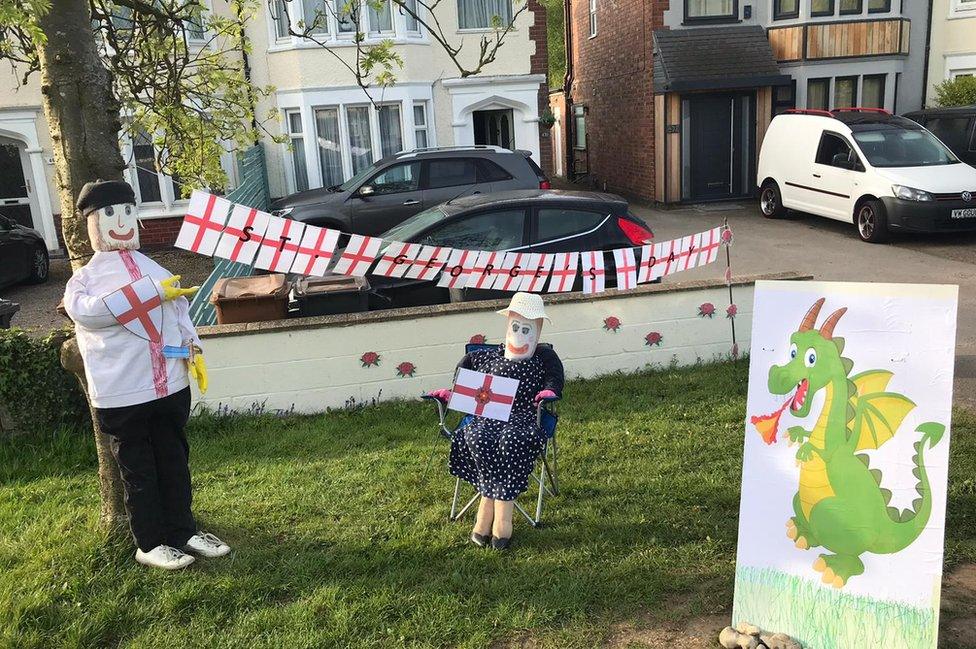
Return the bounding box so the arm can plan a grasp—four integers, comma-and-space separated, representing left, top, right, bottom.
513, 500, 536, 527
534, 461, 546, 524
450, 477, 462, 520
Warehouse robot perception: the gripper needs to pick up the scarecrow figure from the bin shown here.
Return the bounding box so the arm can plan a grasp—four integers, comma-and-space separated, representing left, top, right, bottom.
63, 179, 229, 570
429, 292, 564, 550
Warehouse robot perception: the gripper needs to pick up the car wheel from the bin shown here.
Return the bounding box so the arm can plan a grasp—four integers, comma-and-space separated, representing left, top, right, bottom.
759, 181, 787, 219
855, 199, 888, 243
26, 245, 49, 284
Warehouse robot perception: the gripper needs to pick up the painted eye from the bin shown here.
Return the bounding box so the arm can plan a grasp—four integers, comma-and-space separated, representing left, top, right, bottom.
522, 327, 530, 335
104, 206, 115, 216
511, 322, 518, 332
789, 343, 797, 359
124, 206, 132, 215
805, 349, 817, 367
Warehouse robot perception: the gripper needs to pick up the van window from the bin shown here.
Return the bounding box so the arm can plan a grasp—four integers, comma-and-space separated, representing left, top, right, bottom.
852, 127, 959, 167
815, 132, 857, 169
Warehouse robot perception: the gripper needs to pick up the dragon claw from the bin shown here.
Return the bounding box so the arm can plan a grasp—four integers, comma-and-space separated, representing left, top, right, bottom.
795, 536, 809, 550
822, 567, 835, 584
813, 557, 826, 572
832, 576, 845, 589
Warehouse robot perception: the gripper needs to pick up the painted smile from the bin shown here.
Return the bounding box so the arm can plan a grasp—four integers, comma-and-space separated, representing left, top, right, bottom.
790, 379, 810, 412
109, 228, 134, 241
507, 342, 529, 355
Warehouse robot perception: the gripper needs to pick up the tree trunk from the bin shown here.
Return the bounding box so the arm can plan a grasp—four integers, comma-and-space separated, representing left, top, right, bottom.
38, 0, 129, 532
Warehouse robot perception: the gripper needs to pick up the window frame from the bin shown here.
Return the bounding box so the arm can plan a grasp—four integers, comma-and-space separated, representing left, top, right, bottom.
589, 0, 597, 37
271, 0, 292, 41
810, 0, 835, 17
412, 101, 430, 149
838, 0, 863, 15
121, 128, 190, 213
772, 0, 799, 20
861, 73, 886, 109
814, 130, 864, 171
400, 0, 422, 34
313, 105, 344, 189
951, 0, 976, 17
682, 0, 739, 24
807, 78, 831, 111
361, 160, 422, 196
284, 109, 310, 193
368, 0, 395, 35
572, 105, 587, 150
773, 80, 797, 115
376, 102, 404, 158
456, 0, 515, 31
834, 75, 858, 110
867, 0, 891, 13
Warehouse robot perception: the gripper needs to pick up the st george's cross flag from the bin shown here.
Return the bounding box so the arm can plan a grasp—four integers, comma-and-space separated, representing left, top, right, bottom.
290, 224, 340, 277
448, 368, 520, 423
467, 250, 504, 290
175, 191, 232, 256
518, 253, 553, 292
213, 204, 271, 265
405, 245, 451, 280
254, 216, 306, 273
103, 276, 164, 344
613, 248, 638, 291
373, 241, 421, 278
332, 234, 383, 276
492, 251, 529, 291
437, 249, 478, 288
547, 252, 578, 293
697, 226, 723, 265
580, 250, 606, 294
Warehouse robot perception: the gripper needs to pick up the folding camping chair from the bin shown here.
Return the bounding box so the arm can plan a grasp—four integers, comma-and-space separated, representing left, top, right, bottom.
422, 342, 561, 527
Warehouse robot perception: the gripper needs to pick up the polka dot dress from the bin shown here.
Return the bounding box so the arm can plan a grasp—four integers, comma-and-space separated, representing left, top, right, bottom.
449, 345, 553, 502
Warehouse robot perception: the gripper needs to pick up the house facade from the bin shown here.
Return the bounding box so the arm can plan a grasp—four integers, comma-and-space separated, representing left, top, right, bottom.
925, 0, 976, 103
0, 0, 548, 253
557, 0, 930, 204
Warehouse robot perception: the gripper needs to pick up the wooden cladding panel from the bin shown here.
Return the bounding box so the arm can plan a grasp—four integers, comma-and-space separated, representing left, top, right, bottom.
654, 94, 665, 203
756, 87, 773, 154
769, 19, 909, 62
666, 93, 681, 204
768, 26, 803, 61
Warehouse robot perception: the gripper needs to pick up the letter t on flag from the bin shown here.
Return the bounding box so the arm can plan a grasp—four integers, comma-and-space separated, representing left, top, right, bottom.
448, 368, 519, 423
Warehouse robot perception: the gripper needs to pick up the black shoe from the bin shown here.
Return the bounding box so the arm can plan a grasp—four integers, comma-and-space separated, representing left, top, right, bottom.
491, 536, 512, 551
470, 532, 490, 547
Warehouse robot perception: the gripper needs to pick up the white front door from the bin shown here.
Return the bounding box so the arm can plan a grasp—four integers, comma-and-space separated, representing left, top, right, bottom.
0, 137, 34, 229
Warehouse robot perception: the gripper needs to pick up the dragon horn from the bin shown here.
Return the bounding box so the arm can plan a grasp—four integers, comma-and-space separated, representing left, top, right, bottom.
819, 307, 848, 340
799, 298, 826, 332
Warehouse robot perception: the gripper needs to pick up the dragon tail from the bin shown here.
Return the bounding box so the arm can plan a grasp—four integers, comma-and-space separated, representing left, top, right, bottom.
873, 422, 945, 554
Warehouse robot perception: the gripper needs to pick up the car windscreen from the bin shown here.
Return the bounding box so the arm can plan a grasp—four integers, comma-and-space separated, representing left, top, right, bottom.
851, 126, 960, 168
379, 206, 447, 243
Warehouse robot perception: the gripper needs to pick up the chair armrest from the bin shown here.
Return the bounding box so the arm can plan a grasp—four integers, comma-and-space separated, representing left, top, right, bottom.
535, 395, 560, 428
421, 394, 448, 429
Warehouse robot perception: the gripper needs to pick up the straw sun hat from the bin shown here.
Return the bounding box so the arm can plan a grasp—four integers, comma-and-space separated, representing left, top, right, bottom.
495, 292, 551, 323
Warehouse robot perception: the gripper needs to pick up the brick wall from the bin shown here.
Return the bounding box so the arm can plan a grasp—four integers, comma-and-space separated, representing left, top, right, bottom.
568, 0, 664, 202
527, 0, 554, 177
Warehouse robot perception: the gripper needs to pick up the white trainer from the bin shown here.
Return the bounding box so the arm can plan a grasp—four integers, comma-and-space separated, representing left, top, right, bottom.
183, 532, 231, 558
135, 545, 196, 570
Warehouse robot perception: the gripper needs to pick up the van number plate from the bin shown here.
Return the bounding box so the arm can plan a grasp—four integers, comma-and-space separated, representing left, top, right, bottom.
951, 208, 976, 219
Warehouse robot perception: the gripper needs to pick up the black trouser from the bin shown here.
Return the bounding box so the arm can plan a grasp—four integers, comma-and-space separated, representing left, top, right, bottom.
95, 387, 196, 552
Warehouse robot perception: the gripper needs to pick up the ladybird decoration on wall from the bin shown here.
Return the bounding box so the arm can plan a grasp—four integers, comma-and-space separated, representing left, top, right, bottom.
644, 331, 663, 347
726, 303, 738, 319
360, 351, 381, 368
469, 334, 488, 345
396, 361, 417, 378
698, 302, 716, 318
603, 316, 621, 333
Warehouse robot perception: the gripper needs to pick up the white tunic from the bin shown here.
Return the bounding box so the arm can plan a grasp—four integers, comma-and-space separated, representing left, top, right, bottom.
63, 250, 200, 409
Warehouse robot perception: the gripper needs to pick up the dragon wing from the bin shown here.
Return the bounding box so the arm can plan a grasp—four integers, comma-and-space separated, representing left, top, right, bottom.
852, 390, 916, 451
850, 370, 894, 396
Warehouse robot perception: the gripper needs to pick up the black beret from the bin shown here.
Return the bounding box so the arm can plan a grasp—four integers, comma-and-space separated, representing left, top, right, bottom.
76, 180, 136, 215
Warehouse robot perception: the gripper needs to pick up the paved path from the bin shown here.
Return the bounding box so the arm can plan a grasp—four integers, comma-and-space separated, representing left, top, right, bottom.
636, 201, 976, 410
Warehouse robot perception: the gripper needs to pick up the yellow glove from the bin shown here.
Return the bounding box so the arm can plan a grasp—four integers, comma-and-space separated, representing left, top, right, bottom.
160, 275, 200, 301
187, 351, 208, 394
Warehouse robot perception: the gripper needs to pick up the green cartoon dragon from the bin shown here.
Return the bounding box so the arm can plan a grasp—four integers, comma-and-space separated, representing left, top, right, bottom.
750, 297, 946, 588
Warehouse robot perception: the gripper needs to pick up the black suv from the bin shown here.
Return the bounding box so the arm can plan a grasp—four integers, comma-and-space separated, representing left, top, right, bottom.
904, 105, 976, 166
271, 146, 550, 236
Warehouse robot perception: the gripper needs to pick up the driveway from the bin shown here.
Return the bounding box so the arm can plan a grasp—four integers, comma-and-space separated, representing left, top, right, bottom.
639, 200, 976, 410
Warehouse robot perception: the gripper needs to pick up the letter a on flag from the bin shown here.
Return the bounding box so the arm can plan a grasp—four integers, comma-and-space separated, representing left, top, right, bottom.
175, 191, 231, 256
103, 276, 164, 344
448, 368, 520, 423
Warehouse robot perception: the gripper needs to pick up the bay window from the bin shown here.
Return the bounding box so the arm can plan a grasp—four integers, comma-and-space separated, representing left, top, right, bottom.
369, 0, 394, 33
377, 104, 403, 157
303, 0, 330, 33
315, 108, 344, 188
458, 0, 513, 29
413, 103, 430, 148
346, 106, 374, 174
286, 110, 310, 192
271, 0, 291, 39
402, 0, 421, 32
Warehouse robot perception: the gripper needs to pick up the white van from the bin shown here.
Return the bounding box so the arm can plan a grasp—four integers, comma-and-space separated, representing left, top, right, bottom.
757, 108, 976, 242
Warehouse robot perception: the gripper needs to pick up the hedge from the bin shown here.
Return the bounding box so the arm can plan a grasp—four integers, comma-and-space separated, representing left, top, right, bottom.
0, 328, 90, 437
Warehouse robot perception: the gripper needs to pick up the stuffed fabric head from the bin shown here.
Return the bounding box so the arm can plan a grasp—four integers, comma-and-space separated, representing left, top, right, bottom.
496, 292, 551, 361
78, 180, 139, 251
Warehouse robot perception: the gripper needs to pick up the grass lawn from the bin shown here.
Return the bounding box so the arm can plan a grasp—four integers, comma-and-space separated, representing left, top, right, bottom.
1, 360, 974, 648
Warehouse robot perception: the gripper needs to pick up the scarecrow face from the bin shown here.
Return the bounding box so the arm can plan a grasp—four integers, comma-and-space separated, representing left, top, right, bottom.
504, 312, 541, 360
88, 202, 140, 251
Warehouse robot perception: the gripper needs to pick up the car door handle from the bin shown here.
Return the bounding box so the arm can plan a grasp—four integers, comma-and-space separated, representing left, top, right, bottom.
812, 173, 822, 178
402, 200, 419, 205
473, 191, 481, 195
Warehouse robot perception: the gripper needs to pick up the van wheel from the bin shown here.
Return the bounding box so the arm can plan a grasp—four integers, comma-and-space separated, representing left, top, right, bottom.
759, 181, 787, 218
856, 200, 888, 243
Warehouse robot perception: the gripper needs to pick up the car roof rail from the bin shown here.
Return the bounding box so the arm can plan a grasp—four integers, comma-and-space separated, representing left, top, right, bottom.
784, 108, 835, 118
402, 145, 509, 155
832, 107, 891, 115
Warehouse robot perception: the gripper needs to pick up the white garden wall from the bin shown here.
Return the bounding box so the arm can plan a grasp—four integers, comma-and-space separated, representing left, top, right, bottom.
194, 273, 803, 413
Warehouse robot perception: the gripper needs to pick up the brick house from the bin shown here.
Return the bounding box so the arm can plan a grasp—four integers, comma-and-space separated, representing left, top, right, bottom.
555, 0, 930, 204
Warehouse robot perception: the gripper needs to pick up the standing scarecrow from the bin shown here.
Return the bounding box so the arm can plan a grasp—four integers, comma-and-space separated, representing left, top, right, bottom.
63, 179, 230, 570
429, 292, 564, 550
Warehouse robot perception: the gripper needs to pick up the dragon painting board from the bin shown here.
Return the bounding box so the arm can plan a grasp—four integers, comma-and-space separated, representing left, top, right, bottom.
732, 280, 957, 649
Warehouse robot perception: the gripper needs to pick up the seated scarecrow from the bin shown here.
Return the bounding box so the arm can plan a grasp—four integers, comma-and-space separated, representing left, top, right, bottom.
62, 179, 229, 571
429, 292, 564, 550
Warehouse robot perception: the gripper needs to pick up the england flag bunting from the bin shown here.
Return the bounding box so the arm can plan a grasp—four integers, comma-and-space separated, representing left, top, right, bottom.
437, 249, 478, 288
213, 204, 271, 265
175, 190, 231, 256
332, 234, 382, 276
698, 226, 723, 265
373, 242, 421, 278
467, 251, 503, 290
580, 250, 606, 294
254, 216, 306, 273
637, 243, 657, 284
612, 248, 638, 290
492, 252, 529, 291
518, 253, 553, 292
547, 252, 578, 293
404, 245, 451, 280
677, 233, 699, 273
290, 224, 340, 277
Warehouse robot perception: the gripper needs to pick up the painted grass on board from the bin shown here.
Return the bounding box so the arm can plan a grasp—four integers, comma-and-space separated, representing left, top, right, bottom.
0, 359, 974, 648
